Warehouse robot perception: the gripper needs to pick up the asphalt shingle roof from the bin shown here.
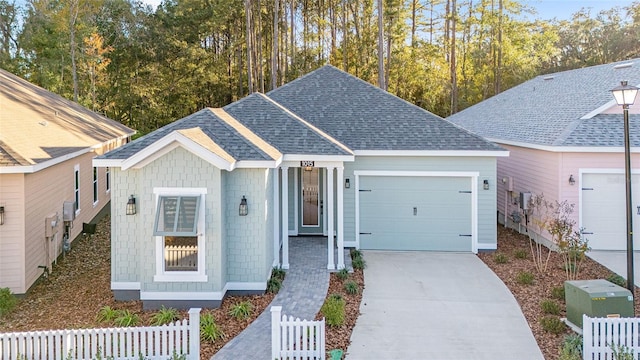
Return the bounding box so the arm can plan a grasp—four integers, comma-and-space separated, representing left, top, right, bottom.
447, 59, 640, 147
223, 93, 351, 155
267, 65, 503, 151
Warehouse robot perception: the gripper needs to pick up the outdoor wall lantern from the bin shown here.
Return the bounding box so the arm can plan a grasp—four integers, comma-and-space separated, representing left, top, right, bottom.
126, 195, 137, 215
483, 179, 489, 190
611, 80, 639, 297
345, 178, 350, 189
239, 195, 248, 216
0, 206, 4, 225
568, 174, 576, 186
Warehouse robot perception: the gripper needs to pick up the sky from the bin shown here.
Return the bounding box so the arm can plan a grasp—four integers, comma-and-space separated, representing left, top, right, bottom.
521, 0, 636, 20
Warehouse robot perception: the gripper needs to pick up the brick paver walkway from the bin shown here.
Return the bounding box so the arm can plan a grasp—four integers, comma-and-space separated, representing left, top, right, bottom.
213, 236, 347, 359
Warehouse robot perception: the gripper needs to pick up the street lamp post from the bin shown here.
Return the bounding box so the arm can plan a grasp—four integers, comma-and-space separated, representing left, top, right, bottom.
611, 80, 639, 295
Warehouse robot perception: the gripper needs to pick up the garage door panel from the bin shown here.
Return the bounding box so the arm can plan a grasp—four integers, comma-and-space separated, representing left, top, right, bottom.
582, 173, 640, 250
359, 176, 472, 252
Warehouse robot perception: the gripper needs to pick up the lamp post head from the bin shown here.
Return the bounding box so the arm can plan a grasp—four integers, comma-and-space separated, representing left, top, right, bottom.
611, 80, 639, 107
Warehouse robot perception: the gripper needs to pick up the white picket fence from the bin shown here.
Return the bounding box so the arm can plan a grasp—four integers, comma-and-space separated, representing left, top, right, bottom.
583, 315, 640, 359
0, 308, 200, 360
270, 306, 325, 360
164, 245, 198, 271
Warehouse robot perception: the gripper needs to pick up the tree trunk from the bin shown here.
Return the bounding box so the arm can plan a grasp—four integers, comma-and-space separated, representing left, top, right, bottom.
377, 0, 385, 90
450, 0, 458, 114
272, 0, 279, 90
245, 0, 253, 93
69, 0, 79, 102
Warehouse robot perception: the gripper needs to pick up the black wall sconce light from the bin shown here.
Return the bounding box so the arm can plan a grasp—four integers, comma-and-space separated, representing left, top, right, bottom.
0, 206, 4, 225
239, 195, 248, 216
568, 174, 576, 186
483, 179, 489, 190
345, 178, 350, 189
126, 195, 137, 215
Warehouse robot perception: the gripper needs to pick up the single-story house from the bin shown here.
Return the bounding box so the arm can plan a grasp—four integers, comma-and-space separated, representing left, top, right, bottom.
0, 69, 134, 294
448, 59, 640, 250
94, 65, 507, 309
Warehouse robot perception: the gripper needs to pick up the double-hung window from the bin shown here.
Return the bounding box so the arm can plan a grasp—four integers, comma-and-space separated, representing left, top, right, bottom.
153, 188, 207, 282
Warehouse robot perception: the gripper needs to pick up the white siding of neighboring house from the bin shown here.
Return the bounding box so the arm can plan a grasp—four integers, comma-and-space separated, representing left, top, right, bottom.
0, 173, 26, 293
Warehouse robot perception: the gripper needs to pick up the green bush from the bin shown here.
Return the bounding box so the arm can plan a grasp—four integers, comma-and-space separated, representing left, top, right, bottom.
344, 280, 359, 295
540, 316, 566, 334
151, 306, 178, 326
350, 249, 363, 260
558, 334, 582, 360
0, 287, 17, 317
321, 294, 345, 326
551, 286, 565, 301
516, 271, 535, 285
200, 313, 225, 342
267, 278, 282, 294
611, 343, 635, 360
96, 306, 120, 323
493, 252, 508, 264
607, 274, 627, 288
228, 301, 253, 320
336, 268, 350, 281
271, 267, 286, 281
540, 299, 561, 315
114, 310, 140, 327
352, 257, 366, 270
513, 249, 528, 259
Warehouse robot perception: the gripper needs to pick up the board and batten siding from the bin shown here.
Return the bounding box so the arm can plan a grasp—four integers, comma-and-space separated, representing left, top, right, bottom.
343, 156, 498, 250
224, 168, 273, 284
0, 173, 26, 293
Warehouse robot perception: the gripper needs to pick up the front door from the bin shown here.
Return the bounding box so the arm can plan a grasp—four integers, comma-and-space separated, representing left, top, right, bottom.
299, 167, 324, 234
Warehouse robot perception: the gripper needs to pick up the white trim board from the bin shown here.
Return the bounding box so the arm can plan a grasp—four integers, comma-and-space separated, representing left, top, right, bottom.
111, 282, 141, 290
493, 139, 640, 153
354, 150, 509, 157
354, 170, 479, 253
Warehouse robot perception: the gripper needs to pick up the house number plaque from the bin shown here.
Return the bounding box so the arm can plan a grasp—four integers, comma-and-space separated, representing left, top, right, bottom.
300, 161, 315, 167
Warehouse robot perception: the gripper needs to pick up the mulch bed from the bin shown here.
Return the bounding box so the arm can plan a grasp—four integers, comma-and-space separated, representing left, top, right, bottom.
479, 226, 640, 360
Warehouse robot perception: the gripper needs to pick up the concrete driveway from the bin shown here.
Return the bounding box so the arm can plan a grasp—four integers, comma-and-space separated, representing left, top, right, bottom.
345, 251, 544, 360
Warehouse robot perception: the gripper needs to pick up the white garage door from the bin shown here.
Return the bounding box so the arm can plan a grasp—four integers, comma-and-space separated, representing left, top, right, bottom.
582, 173, 640, 250
358, 175, 473, 251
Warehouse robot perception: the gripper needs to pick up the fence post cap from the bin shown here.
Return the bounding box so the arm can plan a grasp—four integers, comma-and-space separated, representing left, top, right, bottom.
188, 308, 202, 314
270, 306, 282, 312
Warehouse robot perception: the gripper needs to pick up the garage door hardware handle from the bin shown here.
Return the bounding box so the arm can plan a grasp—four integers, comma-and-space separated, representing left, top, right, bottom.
458, 190, 472, 193
582, 187, 594, 191
459, 234, 472, 237
359, 232, 372, 235
582, 232, 594, 235
359, 189, 372, 192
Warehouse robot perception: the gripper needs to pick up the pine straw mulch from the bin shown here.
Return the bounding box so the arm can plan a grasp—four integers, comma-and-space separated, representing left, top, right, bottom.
479, 226, 640, 360
0, 214, 363, 360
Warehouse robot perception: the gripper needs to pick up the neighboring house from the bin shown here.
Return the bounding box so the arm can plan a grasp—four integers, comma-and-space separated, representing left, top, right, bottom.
448, 59, 640, 251
94, 65, 507, 309
0, 69, 134, 294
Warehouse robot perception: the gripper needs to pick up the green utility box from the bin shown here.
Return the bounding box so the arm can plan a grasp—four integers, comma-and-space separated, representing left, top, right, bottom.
565, 279, 634, 328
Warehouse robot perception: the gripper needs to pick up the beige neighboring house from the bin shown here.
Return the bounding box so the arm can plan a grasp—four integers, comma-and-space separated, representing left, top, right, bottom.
0, 69, 134, 294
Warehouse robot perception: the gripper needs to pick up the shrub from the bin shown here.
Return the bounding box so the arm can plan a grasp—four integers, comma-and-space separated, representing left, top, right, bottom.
352, 257, 366, 270
611, 343, 635, 360
558, 334, 582, 360
607, 274, 627, 288
0, 287, 17, 317
513, 249, 528, 259
516, 271, 535, 285
271, 267, 286, 281
493, 253, 508, 264
551, 286, 565, 301
228, 301, 253, 320
321, 294, 345, 326
114, 310, 140, 327
540, 300, 561, 315
344, 280, 359, 295
200, 313, 225, 342
267, 278, 282, 294
96, 306, 120, 323
540, 316, 566, 334
350, 249, 363, 260
151, 306, 178, 326
336, 268, 350, 281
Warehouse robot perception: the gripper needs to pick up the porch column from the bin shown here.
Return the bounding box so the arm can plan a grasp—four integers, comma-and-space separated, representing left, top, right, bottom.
326, 166, 335, 270
273, 169, 280, 267
281, 166, 290, 269
337, 166, 345, 269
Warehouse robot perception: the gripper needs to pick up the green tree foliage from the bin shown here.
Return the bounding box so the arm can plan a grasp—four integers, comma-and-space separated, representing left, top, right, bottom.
1, 0, 638, 133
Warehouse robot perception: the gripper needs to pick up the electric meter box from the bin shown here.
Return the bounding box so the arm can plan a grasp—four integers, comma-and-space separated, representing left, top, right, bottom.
564, 279, 634, 328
